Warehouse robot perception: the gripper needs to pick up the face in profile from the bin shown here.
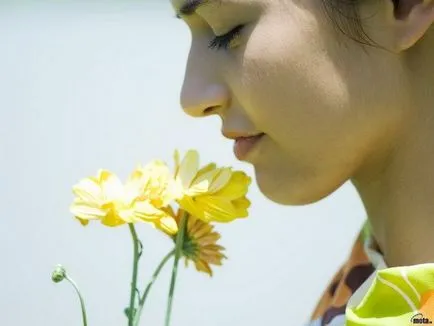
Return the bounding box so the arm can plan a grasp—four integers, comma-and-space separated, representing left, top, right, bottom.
171, 0, 425, 205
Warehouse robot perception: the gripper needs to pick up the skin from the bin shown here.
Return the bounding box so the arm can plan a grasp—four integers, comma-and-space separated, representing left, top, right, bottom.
171, 0, 434, 267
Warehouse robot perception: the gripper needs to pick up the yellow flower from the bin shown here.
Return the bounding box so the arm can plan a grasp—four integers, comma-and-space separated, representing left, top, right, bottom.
168, 208, 226, 277
152, 211, 179, 235
70, 165, 174, 227
173, 149, 252, 223
131, 160, 177, 209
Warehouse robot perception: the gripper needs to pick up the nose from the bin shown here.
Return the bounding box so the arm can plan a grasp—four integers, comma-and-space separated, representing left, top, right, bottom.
180, 38, 231, 117
181, 82, 230, 118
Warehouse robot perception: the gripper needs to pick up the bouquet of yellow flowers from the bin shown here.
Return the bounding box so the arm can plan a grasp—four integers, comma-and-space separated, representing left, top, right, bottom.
51, 149, 251, 326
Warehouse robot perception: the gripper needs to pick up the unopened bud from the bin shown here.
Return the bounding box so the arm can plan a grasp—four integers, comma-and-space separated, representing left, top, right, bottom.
124, 307, 136, 319
51, 264, 66, 283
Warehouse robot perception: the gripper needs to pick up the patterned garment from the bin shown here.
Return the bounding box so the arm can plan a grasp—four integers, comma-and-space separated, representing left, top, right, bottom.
346, 263, 434, 325
306, 222, 434, 326
307, 222, 379, 326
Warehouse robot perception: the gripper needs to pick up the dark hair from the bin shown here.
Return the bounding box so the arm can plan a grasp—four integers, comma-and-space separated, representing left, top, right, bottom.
321, 0, 380, 47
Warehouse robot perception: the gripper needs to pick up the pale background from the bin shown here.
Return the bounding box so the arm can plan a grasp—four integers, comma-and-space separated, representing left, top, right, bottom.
0, 1, 366, 325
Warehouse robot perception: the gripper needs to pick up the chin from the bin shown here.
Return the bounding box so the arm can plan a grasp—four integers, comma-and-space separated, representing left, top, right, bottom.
253, 165, 343, 206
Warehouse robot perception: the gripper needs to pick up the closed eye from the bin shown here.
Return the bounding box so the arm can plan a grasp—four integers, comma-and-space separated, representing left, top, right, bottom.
208, 25, 244, 51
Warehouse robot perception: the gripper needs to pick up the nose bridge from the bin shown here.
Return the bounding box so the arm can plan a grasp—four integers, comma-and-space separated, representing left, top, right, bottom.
180, 42, 230, 117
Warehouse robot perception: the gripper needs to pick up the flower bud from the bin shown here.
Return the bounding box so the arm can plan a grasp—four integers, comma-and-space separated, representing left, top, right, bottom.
51, 264, 66, 283
124, 307, 136, 319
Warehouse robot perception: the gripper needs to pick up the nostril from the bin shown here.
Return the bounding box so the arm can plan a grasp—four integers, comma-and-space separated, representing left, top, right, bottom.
203, 106, 217, 116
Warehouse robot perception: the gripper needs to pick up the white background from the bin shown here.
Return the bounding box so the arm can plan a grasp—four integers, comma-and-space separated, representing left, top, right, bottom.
0, 1, 366, 325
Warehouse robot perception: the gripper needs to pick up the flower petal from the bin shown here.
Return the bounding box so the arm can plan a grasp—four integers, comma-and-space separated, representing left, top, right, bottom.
101, 210, 125, 227
188, 163, 218, 194
75, 216, 90, 226
193, 162, 217, 181
212, 171, 251, 199
134, 200, 166, 221
195, 259, 213, 276
70, 202, 106, 220
186, 179, 211, 196
191, 222, 213, 239
195, 197, 238, 222
118, 208, 140, 223
196, 232, 221, 246
101, 173, 124, 201
154, 216, 178, 235
178, 197, 205, 221
232, 197, 250, 218
176, 150, 199, 190
173, 149, 181, 176
207, 168, 233, 194
72, 179, 103, 203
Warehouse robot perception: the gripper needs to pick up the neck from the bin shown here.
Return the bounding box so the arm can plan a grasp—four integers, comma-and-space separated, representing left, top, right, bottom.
351, 56, 434, 267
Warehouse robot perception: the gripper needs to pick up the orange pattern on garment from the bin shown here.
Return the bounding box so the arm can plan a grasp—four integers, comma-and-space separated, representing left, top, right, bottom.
309, 230, 376, 325
420, 290, 434, 320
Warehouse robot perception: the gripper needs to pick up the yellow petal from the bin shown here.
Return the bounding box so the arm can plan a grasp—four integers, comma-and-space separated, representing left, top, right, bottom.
178, 197, 205, 221
212, 171, 251, 199
138, 160, 172, 186
72, 179, 103, 203
92, 169, 113, 183
202, 244, 225, 250
162, 205, 176, 218
188, 218, 206, 235
154, 216, 178, 235
196, 232, 221, 246
118, 208, 140, 223
75, 216, 90, 226
186, 178, 211, 196
194, 163, 217, 180
70, 202, 106, 220
189, 163, 218, 191
207, 168, 233, 194
195, 259, 213, 276
195, 197, 238, 222
186, 214, 197, 230
101, 210, 125, 227
191, 222, 213, 239
128, 164, 145, 181
144, 159, 169, 171
176, 150, 199, 190
101, 173, 124, 201
202, 244, 226, 253
232, 197, 250, 217
173, 149, 181, 176
123, 179, 144, 204
198, 251, 225, 265
134, 201, 166, 221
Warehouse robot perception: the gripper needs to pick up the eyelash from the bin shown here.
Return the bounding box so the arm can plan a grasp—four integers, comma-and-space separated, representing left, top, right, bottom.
208, 25, 244, 51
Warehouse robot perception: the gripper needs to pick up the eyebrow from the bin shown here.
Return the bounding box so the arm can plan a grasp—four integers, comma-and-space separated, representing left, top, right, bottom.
174, 0, 213, 19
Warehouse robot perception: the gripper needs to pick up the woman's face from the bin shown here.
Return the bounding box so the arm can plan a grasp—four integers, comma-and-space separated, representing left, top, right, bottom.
171, 0, 411, 205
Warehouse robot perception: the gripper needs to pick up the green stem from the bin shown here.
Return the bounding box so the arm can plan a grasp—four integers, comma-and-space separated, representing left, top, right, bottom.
164, 212, 188, 326
133, 249, 176, 326
64, 275, 88, 326
128, 224, 140, 326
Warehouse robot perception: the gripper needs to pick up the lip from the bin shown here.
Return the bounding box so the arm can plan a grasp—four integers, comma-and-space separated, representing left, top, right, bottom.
233, 133, 265, 161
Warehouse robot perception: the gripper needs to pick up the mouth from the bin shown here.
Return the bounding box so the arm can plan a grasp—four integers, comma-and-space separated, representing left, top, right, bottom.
233, 133, 265, 161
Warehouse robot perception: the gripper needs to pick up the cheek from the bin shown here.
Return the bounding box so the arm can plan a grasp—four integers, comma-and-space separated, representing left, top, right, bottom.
237, 13, 406, 154
238, 17, 350, 151
232, 14, 408, 205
